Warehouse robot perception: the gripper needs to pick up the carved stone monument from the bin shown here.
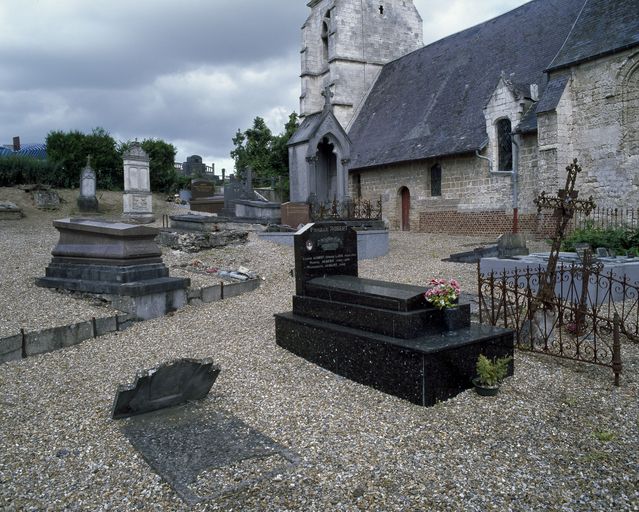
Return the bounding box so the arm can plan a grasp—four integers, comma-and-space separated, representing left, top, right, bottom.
77, 157, 99, 212
123, 143, 154, 223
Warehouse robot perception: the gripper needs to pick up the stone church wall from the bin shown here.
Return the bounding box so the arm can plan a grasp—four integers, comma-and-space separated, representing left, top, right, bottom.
558, 48, 639, 208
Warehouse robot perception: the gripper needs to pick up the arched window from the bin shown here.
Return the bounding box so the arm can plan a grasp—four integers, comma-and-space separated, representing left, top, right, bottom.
321, 19, 329, 66
430, 164, 442, 196
497, 118, 512, 172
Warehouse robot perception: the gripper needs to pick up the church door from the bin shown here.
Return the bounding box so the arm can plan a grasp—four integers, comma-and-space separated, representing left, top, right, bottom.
316, 138, 338, 203
400, 187, 410, 231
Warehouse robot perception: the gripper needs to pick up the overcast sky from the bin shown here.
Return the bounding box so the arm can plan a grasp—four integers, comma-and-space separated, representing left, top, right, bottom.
0, 0, 529, 175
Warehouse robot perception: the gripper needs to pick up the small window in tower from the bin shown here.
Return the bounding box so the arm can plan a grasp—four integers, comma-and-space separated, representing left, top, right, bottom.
430, 164, 442, 196
497, 118, 513, 172
379, 5, 384, 15
321, 21, 329, 65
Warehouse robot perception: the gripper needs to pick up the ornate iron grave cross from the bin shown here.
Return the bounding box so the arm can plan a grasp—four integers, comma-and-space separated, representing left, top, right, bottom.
533, 158, 596, 308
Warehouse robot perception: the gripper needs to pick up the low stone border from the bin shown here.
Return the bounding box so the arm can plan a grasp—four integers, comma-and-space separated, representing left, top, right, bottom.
0, 278, 261, 364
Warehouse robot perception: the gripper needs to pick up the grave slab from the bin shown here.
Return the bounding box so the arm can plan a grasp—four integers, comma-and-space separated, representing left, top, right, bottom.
122, 405, 299, 505
0, 201, 23, 220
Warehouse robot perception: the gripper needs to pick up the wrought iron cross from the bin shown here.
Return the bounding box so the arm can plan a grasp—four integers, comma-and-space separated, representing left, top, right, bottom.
533, 159, 596, 307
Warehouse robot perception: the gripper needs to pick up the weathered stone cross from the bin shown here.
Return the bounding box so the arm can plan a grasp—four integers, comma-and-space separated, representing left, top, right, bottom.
321, 85, 334, 111
533, 158, 596, 307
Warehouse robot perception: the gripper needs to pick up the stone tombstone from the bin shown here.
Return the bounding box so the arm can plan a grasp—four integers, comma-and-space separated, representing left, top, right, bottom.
190, 179, 215, 200
112, 358, 220, 419
294, 222, 358, 296
222, 174, 252, 216
183, 155, 207, 178
33, 189, 60, 210
123, 142, 154, 223
77, 158, 98, 212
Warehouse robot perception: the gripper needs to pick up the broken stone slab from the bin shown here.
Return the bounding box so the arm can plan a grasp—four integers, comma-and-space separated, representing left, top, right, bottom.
33, 189, 60, 210
112, 358, 220, 419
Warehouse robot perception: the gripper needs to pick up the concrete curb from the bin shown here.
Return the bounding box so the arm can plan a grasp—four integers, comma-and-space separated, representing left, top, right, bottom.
0, 278, 261, 364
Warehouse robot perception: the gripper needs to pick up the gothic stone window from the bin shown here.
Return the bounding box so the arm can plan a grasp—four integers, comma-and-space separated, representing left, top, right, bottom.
430, 164, 442, 196
497, 118, 513, 172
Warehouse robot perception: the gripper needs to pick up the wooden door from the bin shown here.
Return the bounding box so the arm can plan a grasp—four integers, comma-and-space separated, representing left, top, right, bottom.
401, 187, 410, 231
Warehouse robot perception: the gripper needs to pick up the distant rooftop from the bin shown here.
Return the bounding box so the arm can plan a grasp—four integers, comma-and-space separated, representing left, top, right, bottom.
0, 143, 47, 159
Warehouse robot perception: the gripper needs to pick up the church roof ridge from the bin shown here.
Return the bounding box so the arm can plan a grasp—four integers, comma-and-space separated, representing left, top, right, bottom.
348, 0, 589, 170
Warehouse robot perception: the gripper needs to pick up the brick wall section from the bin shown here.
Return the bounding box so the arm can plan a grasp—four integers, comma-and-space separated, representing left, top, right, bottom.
417, 210, 558, 238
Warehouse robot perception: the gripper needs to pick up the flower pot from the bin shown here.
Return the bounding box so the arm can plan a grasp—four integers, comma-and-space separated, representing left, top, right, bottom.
472, 377, 500, 396
442, 304, 470, 331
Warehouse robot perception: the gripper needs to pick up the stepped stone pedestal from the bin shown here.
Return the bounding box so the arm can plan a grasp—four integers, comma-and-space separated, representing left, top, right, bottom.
275, 222, 513, 406
36, 218, 189, 319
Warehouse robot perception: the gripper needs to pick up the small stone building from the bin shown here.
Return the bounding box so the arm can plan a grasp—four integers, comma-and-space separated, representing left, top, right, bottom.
289, 0, 639, 235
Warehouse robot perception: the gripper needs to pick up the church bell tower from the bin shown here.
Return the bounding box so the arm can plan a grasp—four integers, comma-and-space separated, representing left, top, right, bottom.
300, 0, 423, 129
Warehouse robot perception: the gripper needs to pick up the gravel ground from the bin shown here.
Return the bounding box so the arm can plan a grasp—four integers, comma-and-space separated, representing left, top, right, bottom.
1, 188, 638, 511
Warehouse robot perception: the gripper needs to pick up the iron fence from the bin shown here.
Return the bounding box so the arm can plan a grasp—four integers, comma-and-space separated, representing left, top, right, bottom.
310, 196, 383, 221
573, 207, 639, 230
477, 263, 638, 384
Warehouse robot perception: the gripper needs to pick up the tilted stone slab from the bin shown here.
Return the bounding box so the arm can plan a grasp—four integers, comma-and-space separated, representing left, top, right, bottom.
112, 358, 220, 419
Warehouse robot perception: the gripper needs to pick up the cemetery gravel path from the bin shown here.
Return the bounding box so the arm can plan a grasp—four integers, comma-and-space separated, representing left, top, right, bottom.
1, 191, 638, 511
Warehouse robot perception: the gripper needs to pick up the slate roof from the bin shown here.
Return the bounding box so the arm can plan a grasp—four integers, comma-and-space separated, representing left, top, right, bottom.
535, 75, 570, 114
348, 0, 587, 170
547, 0, 639, 71
515, 74, 570, 134
288, 112, 322, 146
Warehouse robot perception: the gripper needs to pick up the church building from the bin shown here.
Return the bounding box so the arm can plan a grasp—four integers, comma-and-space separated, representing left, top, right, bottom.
288, 0, 639, 234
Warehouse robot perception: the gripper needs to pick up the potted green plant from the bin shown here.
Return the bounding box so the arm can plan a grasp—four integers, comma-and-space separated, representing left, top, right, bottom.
473, 354, 512, 396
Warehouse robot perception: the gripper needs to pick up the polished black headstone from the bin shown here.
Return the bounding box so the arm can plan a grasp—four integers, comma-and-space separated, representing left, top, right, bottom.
294, 222, 358, 295
112, 358, 220, 419
122, 405, 299, 505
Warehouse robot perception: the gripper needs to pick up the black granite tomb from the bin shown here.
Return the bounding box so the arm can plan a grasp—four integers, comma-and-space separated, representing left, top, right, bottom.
275, 222, 514, 406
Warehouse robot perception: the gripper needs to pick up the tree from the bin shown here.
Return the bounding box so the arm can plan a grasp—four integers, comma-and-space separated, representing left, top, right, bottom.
230, 113, 299, 187
46, 127, 121, 189
141, 138, 178, 193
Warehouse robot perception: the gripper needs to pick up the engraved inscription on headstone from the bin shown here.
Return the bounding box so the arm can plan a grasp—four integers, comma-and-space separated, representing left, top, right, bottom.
294, 222, 358, 295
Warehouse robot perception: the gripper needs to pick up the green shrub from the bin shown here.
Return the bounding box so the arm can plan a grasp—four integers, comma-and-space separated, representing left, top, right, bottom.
562, 223, 639, 256
0, 155, 63, 187
476, 354, 512, 387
